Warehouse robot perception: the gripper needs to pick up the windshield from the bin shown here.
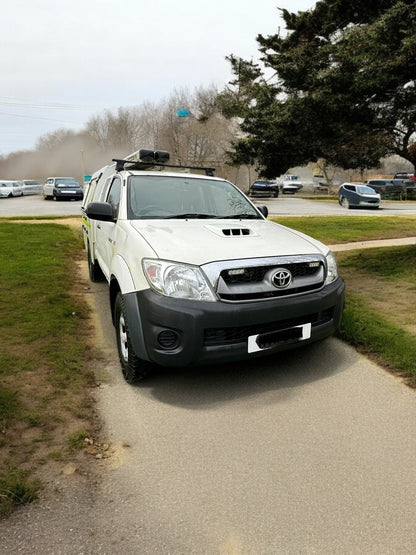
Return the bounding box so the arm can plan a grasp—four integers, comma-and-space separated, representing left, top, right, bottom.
357, 185, 377, 194
127, 175, 262, 220
253, 181, 274, 187
56, 178, 79, 187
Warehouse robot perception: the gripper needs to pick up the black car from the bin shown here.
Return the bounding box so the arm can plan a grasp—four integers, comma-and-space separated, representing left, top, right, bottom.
249, 180, 279, 198
43, 177, 84, 201
366, 179, 406, 199
338, 183, 381, 209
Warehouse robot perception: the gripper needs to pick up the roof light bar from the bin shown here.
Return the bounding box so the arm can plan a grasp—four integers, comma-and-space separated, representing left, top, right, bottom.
112, 148, 215, 176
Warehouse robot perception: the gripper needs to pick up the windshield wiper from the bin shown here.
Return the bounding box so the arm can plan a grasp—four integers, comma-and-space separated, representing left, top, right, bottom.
164, 213, 218, 219
220, 213, 260, 219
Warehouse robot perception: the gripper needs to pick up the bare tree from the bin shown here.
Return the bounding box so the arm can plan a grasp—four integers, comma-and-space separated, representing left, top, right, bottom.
0, 85, 245, 187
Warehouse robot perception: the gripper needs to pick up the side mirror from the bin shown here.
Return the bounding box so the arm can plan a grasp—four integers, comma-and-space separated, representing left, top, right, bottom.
257, 205, 268, 218
86, 202, 115, 222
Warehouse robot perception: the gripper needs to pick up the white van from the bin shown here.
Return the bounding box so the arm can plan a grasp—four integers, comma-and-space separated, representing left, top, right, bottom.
82, 149, 345, 383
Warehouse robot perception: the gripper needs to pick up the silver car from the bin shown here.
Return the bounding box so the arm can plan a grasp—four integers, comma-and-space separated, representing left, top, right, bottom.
0, 180, 23, 198
22, 180, 42, 195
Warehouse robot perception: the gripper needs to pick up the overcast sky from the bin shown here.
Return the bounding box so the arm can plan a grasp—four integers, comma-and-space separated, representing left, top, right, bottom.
1, 0, 315, 155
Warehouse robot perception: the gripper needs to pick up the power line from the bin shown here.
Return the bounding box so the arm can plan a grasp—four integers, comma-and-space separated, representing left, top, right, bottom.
0, 111, 85, 124
0, 96, 95, 111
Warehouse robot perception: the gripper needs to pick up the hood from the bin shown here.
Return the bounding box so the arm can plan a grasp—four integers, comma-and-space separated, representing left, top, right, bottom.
130, 219, 328, 265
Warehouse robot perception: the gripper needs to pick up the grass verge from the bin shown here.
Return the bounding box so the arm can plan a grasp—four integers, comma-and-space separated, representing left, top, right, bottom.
336, 245, 416, 386
271, 214, 416, 244
275, 215, 416, 384
0, 222, 97, 518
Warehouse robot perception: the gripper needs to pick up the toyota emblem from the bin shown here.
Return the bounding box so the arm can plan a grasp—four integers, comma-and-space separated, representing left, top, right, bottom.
271, 268, 292, 288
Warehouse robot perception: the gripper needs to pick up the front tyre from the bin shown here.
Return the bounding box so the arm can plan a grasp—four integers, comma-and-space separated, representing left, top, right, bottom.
114, 293, 153, 383
340, 196, 350, 209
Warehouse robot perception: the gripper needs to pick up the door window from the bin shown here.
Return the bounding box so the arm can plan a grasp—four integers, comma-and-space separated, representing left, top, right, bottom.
106, 177, 121, 218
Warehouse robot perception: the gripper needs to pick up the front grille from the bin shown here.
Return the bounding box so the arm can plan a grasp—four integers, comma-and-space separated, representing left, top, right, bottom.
219, 283, 326, 301
220, 262, 321, 285
203, 308, 333, 346
202, 255, 327, 303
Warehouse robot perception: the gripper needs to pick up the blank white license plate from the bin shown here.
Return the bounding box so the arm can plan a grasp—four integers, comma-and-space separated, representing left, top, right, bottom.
248, 323, 311, 353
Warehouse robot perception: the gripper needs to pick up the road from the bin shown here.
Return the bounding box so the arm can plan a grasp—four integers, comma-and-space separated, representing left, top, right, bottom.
2, 194, 416, 553
0, 194, 84, 218
2, 192, 416, 218
255, 195, 416, 216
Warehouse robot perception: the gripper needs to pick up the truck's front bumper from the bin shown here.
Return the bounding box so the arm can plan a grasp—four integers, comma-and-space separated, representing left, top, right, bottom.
124, 277, 345, 367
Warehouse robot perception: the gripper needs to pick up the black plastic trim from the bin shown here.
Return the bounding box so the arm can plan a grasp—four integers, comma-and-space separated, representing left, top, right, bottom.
129, 277, 345, 367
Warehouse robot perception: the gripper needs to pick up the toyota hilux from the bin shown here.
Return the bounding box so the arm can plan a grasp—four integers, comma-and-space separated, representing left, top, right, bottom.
82, 149, 345, 383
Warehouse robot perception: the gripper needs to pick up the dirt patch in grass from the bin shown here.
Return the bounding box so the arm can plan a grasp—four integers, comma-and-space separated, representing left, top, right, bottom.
341, 266, 416, 335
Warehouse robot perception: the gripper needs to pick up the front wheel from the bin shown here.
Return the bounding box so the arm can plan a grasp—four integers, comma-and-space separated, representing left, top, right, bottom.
340, 196, 350, 209
114, 293, 153, 383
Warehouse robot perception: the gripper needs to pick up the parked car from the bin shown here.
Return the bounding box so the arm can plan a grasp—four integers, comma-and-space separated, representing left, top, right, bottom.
394, 172, 415, 181
43, 177, 84, 201
0, 180, 23, 198
21, 179, 42, 195
249, 180, 279, 198
82, 147, 344, 383
338, 183, 381, 209
280, 174, 304, 194
366, 179, 406, 199
313, 182, 329, 193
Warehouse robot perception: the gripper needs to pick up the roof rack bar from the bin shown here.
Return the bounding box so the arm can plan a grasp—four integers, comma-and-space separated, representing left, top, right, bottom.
112, 159, 216, 176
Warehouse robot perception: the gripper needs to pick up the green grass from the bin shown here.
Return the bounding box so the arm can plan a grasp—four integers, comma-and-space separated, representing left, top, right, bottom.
338, 245, 416, 278
0, 223, 90, 382
336, 245, 416, 385
271, 215, 416, 244
67, 430, 90, 450
337, 294, 416, 383
0, 222, 95, 517
0, 470, 41, 517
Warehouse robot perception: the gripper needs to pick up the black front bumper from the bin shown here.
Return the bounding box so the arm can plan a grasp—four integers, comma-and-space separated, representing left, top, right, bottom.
123, 277, 345, 368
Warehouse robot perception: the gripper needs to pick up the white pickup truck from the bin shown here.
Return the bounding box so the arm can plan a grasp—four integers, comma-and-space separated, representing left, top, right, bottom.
82, 149, 344, 383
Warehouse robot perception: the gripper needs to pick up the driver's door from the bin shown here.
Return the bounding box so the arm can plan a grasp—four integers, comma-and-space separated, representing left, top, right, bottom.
95, 177, 121, 279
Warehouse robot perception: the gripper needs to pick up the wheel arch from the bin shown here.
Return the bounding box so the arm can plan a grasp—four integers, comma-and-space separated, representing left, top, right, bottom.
109, 256, 149, 361
112, 287, 149, 363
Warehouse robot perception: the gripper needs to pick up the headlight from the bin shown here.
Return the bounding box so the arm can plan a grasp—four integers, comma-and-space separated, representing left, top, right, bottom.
142, 259, 216, 302
325, 250, 339, 285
